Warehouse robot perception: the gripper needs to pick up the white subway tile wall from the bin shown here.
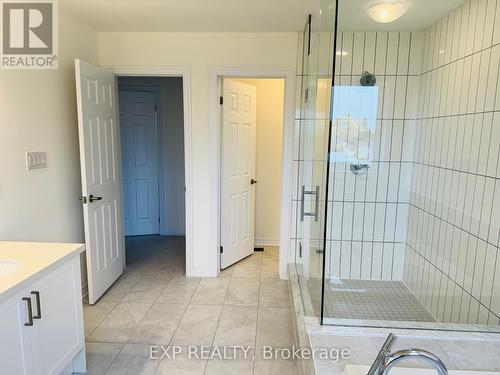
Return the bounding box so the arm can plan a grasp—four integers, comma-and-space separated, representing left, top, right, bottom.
290, 0, 500, 328
325, 31, 423, 281
404, 0, 500, 326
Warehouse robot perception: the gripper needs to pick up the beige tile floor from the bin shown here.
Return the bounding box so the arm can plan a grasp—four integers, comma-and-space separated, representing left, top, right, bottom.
80, 236, 296, 375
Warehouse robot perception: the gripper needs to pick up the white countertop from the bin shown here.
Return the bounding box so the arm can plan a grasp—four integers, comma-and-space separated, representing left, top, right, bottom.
0, 241, 85, 303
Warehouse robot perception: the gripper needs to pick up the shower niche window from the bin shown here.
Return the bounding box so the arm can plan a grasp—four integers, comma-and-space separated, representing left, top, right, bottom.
292, 0, 500, 333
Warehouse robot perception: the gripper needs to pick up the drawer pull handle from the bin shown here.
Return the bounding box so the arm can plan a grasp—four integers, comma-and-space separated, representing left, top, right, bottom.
31, 291, 42, 319
22, 297, 33, 326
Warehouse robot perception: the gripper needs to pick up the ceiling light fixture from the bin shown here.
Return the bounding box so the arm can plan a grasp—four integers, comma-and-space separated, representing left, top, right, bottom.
367, 1, 409, 24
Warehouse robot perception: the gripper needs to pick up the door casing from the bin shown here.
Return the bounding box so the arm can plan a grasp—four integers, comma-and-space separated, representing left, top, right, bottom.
108, 66, 193, 275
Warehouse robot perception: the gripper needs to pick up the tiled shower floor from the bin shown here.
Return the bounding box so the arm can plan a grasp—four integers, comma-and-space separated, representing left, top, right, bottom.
308, 278, 436, 322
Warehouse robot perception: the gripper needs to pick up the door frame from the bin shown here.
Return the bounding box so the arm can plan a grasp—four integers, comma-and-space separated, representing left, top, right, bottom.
106, 66, 193, 275
209, 67, 295, 280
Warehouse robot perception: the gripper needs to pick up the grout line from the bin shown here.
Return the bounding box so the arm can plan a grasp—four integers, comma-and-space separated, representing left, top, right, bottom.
409, 203, 500, 250
407, 242, 500, 322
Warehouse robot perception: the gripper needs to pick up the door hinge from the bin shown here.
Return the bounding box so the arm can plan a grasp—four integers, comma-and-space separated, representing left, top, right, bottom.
220, 246, 223, 254
155, 104, 158, 111
219, 96, 223, 105
158, 217, 160, 223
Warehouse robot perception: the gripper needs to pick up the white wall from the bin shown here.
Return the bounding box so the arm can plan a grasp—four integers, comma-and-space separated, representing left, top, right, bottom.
0, 10, 99, 242
99, 32, 297, 275
117, 77, 186, 236
234, 79, 285, 246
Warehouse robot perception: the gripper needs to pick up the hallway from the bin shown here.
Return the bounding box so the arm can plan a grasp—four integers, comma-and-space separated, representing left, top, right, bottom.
82, 236, 296, 374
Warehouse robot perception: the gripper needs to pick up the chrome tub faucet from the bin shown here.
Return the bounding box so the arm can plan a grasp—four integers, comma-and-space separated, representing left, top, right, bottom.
367, 333, 448, 375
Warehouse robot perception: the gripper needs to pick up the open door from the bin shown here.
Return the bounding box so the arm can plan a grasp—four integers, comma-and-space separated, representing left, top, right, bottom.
75, 59, 124, 304
220, 79, 257, 269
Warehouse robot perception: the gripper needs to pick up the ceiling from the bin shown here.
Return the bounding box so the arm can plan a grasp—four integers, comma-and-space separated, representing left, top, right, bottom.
60, 0, 467, 33
337, 0, 467, 31
60, 0, 319, 32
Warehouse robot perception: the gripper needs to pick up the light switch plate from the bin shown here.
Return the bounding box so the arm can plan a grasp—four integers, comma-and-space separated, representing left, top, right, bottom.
26, 152, 48, 170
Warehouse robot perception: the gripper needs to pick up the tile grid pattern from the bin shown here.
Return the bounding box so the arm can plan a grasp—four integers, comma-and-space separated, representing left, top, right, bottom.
308, 279, 436, 322
323, 30, 423, 283
290, 30, 423, 297
81, 236, 296, 375
404, 0, 500, 326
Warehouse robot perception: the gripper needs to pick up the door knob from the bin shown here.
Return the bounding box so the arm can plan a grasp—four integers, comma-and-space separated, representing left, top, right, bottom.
88, 194, 103, 203
251, 179, 258, 185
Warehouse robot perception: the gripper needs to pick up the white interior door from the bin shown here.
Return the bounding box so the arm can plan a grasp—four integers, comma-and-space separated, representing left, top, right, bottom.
119, 91, 159, 236
220, 79, 257, 269
75, 59, 124, 304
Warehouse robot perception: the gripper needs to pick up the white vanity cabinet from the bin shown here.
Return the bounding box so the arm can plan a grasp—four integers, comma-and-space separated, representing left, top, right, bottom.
0, 288, 35, 375
0, 254, 85, 375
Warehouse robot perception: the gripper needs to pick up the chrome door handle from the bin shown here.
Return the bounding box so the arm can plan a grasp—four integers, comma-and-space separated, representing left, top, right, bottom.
251, 179, 258, 185
22, 297, 33, 326
31, 291, 41, 319
300, 185, 320, 222
88, 194, 102, 203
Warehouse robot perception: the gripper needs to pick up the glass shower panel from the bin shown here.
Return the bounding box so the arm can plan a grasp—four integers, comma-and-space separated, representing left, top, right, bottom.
294, 0, 336, 319
323, 1, 440, 326
322, 0, 500, 333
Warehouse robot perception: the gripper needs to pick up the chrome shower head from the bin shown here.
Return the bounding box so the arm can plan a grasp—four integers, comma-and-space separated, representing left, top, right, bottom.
360, 71, 376, 86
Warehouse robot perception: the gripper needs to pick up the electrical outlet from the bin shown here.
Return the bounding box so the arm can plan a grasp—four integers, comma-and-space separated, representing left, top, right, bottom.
26, 152, 48, 170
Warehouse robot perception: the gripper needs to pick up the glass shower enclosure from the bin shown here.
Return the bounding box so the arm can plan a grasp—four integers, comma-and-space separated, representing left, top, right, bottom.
293, 0, 336, 321
293, 0, 500, 333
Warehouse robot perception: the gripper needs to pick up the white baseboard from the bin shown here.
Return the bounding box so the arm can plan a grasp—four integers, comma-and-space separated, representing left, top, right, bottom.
254, 238, 280, 247
161, 228, 186, 236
